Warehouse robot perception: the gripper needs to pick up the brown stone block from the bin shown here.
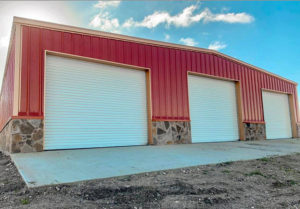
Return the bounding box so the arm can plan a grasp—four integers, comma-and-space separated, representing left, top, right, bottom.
12, 134, 22, 143
11, 120, 21, 134
32, 129, 43, 141
19, 121, 34, 134
297, 124, 300, 138
33, 143, 43, 152
11, 142, 21, 153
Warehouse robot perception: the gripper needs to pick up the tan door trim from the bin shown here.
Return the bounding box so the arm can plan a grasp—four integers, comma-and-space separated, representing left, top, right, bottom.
288, 94, 298, 138
261, 89, 297, 138
187, 71, 244, 140
13, 23, 22, 116
44, 50, 153, 148
235, 81, 245, 140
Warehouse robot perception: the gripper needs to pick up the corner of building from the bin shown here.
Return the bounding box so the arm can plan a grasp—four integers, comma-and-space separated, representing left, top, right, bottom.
0, 118, 44, 154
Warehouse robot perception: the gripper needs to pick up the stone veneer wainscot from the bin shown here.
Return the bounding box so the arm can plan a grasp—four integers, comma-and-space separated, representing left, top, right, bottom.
152, 121, 191, 145
297, 123, 300, 138
0, 119, 43, 154
244, 123, 266, 141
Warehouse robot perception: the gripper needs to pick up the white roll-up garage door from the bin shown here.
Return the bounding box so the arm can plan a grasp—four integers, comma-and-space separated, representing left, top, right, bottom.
44, 55, 148, 150
188, 75, 239, 142
262, 91, 292, 139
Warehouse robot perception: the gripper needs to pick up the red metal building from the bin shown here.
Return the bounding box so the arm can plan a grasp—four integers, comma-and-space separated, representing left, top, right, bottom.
0, 17, 299, 153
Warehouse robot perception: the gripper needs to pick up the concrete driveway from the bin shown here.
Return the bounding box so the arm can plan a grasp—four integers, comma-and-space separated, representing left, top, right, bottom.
11, 139, 300, 187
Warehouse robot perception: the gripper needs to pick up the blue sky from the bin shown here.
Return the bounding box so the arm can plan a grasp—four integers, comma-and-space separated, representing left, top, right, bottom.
0, 1, 299, 99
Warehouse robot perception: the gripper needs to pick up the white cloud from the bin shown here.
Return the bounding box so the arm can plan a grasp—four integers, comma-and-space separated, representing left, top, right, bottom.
179, 37, 198, 46
0, 35, 9, 48
164, 34, 170, 41
122, 17, 135, 28
122, 5, 197, 29
205, 10, 254, 23
90, 1, 121, 33
94, 1, 120, 9
122, 5, 254, 29
208, 41, 227, 51
89, 12, 120, 32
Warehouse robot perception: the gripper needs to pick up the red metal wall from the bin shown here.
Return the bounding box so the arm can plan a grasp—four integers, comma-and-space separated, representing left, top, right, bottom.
19, 25, 299, 123
0, 37, 15, 130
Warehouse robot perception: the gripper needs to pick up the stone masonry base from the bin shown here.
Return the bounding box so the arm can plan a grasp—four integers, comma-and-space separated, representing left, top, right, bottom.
1, 119, 293, 154
152, 121, 268, 144
244, 123, 266, 141
152, 121, 191, 145
297, 123, 300, 138
0, 119, 44, 154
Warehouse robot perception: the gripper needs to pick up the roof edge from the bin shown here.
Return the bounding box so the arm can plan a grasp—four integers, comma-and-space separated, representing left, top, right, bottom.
0, 22, 16, 96
13, 16, 297, 85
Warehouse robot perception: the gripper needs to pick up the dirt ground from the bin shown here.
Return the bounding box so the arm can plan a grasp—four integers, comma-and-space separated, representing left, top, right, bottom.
1, 152, 300, 209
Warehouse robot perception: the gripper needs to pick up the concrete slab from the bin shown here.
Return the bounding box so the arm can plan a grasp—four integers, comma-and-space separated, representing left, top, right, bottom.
11, 139, 300, 187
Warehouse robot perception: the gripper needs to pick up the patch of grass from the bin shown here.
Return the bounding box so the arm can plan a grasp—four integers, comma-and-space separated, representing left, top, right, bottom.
245, 170, 265, 177
287, 180, 297, 186
222, 170, 231, 174
272, 181, 285, 188
272, 180, 297, 188
217, 161, 233, 167
202, 170, 209, 175
259, 157, 271, 162
284, 167, 294, 173
280, 166, 295, 173
21, 198, 29, 205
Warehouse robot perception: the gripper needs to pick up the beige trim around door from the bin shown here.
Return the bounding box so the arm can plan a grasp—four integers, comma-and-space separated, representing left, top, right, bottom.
261, 89, 297, 138
13, 23, 22, 116
44, 50, 153, 147
235, 81, 245, 140
187, 71, 244, 141
288, 94, 298, 138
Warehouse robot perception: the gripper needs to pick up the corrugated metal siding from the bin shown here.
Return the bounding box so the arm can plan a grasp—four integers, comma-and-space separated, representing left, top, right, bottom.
19, 25, 299, 123
0, 37, 15, 130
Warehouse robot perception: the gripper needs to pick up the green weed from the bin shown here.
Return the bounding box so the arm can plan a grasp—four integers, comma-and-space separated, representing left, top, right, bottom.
287, 180, 297, 186
245, 170, 264, 177
222, 170, 231, 174
259, 157, 271, 162
202, 170, 209, 175
21, 199, 29, 205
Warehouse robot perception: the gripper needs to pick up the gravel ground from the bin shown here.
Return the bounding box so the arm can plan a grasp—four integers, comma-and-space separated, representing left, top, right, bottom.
1, 151, 300, 209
